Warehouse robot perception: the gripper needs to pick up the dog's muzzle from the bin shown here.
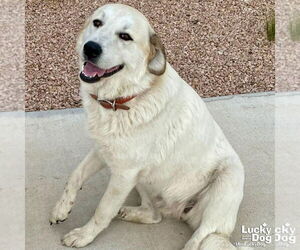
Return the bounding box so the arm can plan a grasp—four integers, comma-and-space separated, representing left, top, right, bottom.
80, 61, 124, 83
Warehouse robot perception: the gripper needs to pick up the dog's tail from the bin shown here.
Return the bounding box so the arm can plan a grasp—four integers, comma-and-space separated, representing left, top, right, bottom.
199, 233, 253, 250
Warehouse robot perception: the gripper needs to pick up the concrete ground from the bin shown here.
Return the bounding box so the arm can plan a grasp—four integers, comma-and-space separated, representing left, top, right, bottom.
23, 92, 278, 250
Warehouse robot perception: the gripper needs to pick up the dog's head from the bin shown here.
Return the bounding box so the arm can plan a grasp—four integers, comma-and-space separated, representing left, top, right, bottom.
77, 4, 166, 96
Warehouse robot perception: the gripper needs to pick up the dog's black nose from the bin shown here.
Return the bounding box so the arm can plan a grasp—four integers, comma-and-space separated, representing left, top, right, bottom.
83, 41, 102, 60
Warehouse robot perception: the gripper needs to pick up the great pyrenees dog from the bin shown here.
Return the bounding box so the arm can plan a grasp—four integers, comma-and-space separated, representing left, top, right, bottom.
50, 4, 248, 250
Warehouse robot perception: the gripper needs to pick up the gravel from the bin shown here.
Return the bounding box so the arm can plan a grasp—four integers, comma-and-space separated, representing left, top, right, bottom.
24, 0, 275, 111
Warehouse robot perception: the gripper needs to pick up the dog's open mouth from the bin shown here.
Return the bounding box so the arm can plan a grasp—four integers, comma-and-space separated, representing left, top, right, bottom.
80, 62, 124, 83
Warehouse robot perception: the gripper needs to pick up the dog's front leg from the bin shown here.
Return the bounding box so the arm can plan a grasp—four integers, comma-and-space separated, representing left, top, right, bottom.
62, 168, 139, 248
50, 148, 105, 225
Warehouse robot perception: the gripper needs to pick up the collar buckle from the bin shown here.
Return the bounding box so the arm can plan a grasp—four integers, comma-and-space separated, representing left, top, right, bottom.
101, 99, 117, 111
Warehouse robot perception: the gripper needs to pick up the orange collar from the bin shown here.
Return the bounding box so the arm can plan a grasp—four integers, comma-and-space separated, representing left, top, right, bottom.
90, 94, 136, 111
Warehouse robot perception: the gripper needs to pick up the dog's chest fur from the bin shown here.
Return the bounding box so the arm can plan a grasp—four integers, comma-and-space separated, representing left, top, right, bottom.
84, 96, 193, 167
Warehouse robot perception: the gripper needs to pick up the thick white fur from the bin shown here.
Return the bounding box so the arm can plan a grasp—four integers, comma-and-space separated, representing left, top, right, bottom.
50, 4, 248, 250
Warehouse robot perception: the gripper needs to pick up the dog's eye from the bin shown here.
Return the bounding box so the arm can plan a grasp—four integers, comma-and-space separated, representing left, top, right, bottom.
119, 33, 133, 41
93, 19, 103, 28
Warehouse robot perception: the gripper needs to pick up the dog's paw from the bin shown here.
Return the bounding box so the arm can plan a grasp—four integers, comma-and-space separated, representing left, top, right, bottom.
117, 206, 162, 224
49, 199, 73, 225
117, 206, 141, 220
62, 227, 95, 248
117, 206, 129, 219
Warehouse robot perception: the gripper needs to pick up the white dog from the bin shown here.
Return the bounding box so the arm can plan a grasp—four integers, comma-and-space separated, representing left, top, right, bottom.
50, 4, 248, 250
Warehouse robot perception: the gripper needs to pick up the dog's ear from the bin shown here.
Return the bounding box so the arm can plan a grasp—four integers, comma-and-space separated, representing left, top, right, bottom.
148, 34, 166, 76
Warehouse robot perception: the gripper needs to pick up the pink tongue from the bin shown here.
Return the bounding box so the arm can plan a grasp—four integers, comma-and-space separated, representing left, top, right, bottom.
83, 62, 106, 77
